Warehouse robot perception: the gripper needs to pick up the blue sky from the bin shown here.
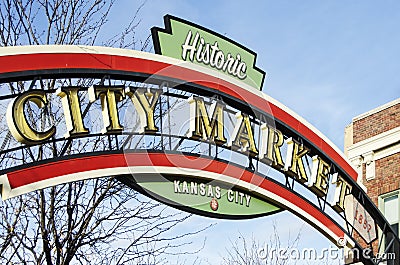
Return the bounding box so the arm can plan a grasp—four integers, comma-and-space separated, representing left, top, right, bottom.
106, 0, 400, 149
105, 1, 399, 263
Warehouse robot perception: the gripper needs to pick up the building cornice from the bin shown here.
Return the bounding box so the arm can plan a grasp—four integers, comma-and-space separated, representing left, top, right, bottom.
347, 127, 400, 159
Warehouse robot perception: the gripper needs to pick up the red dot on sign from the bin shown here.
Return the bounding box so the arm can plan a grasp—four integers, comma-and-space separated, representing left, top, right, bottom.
210, 198, 218, 211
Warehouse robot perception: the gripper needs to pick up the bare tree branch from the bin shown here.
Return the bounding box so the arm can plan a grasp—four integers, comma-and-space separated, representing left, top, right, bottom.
222, 222, 302, 265
0, 1, 208, 264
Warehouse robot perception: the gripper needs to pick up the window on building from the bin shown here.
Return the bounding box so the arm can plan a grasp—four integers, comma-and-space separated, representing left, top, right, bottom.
379, 191, 399, 265
383, 194, 399, 236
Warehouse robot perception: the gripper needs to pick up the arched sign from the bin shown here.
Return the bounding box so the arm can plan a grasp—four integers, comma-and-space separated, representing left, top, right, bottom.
0, 15, 398, 265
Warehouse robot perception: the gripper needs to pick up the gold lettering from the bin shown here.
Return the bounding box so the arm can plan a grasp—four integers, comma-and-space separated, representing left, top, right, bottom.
126, 88, 162, 133
228, 112, 258, 157
57, 86, 89, 138
259, 124, 284, 169
88, 85, 125, 133
285, 138, 308, 183
309, 156, 331, 197
6, 90, 55, 144
188, 96, 226, 144
331, 173, 352, 212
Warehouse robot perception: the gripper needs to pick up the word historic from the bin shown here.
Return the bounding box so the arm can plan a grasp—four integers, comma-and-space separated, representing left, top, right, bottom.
6, 86, 352, 215
151, 15, 265, 90
181, 30, 247, 80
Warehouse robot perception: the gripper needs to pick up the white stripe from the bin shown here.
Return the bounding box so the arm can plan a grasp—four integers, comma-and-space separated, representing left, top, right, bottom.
0, 173, 11, 200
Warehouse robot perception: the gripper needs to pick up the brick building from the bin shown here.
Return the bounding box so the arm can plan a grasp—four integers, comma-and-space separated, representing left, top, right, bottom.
345, 98, 400, 263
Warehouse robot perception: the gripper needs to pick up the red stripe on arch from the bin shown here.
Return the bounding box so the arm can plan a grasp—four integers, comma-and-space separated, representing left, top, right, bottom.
6, 152, 344, 239
0, 51, 357, 181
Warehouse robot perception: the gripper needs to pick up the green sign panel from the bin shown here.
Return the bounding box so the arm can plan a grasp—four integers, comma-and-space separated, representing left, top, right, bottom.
152, 15, 266, 90
134, 175, 281, 219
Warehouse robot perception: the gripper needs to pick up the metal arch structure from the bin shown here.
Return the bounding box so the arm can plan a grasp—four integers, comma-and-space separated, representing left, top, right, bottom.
0, 45, 397, 265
